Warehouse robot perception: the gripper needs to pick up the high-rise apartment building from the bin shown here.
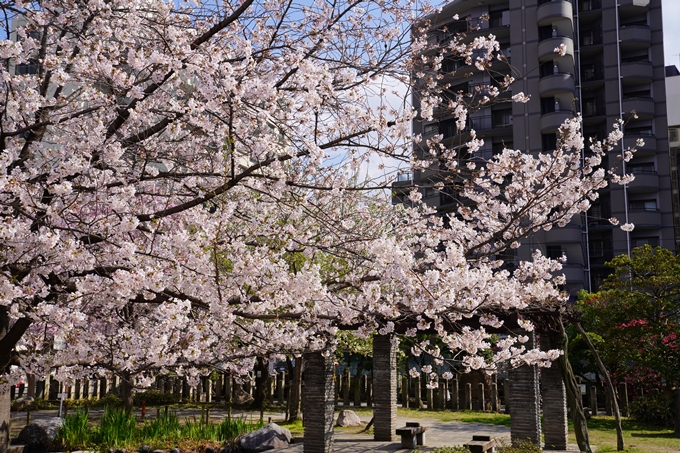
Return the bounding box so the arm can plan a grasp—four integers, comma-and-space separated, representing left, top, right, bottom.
399, 0, 673, 296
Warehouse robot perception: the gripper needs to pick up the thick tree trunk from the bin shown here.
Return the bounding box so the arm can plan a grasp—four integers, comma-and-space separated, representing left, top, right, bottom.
546, 319, 592, 453
120, 373, 134, 413
253, 357, 269, 411
576, 323, 624, 450
287, 356, 303, 422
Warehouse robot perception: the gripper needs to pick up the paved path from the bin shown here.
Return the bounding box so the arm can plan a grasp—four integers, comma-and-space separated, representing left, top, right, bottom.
279, 417, 511, 452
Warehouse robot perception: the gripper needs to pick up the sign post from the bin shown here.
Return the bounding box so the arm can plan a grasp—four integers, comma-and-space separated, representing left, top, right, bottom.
57, 392, 68, 417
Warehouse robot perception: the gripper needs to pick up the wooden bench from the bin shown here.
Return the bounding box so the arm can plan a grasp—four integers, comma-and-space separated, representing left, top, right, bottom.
395, 422, 429, 449
464, 435, 497, 453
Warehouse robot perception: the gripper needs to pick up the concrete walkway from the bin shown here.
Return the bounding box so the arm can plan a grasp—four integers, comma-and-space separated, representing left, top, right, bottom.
279, 417, 511, 452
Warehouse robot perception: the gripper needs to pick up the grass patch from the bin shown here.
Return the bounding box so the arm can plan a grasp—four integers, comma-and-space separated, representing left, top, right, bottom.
334, 406, 511, 426
396, 408, 511, 426
568, 416, 679, 453
55, 407, 264, 451
278, 419, 304, 436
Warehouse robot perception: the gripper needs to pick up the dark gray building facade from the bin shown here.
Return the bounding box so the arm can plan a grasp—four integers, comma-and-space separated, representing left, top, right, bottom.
402, 0, 673, 296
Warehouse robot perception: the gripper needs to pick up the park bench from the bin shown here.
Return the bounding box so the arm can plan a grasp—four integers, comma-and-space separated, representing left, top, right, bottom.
395, 422, 429, 449
464, 435, 498, 453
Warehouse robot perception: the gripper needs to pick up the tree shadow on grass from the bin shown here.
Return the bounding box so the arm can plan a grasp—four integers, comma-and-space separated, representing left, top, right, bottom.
630, 432, 679, 439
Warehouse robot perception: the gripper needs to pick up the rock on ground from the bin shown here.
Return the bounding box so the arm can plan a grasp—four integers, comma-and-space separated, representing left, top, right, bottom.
17, 417, 63, 447
239, 423, 291, 452
335, 410, 362, 427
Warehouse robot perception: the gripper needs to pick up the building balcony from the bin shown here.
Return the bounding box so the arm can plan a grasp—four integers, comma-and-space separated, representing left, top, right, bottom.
540, 111, 572, 132
538, 36, 574, 62
627, 171, 659, 193
618, 0, 650, 10
619, 25, 651, 50
537, 0, 573, 27
560, 264, 586, 285
623, 134, 655, 156
468, 114, 514, 137
544, 226, 583, 244
627, 209, 661, 227
621, 96, 654, 119
538, 72, 575, 97
620, 61, 653, 84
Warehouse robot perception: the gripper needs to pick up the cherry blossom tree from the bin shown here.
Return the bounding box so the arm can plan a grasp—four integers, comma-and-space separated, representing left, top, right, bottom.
0, 0, 637, 445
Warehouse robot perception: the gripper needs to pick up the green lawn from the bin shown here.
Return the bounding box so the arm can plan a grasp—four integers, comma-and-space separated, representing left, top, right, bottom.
571, 416, 679, 453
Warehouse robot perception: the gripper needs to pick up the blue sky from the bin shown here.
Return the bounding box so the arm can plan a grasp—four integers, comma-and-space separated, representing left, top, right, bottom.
663, 0, 680, 69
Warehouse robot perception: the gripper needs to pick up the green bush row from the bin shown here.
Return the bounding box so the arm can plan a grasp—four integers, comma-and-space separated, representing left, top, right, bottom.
628, 393, 676, 428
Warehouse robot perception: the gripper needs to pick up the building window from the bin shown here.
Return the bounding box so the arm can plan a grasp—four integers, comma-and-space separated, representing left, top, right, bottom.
625, 125, 653, 136
670, 129, 679, 142
590, 240, 604, 258
539, 61, 557, 78
423, 124, 439, 136
15, 61, 38, 75
627, 162, 655, 174
538, 25, 553, 41
580, 0, 602, 11
582, 95, 605, 117
629, 199, 657, 211
546, 245, 563, 260
581, 61, 604, 82
492, 110, 513, 128
442, 57, 465, 73
542, 133, 557, 152
541, 97, 556, 115
631, 237, 659, 247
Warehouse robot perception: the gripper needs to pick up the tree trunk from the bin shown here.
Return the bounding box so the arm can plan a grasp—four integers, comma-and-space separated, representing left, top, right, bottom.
1, 308, 11, 453
352, 359, 364, 407
26, 374, 35, 398
120, 372, 134, 413
546, 319, 592, 453
287, 356, 303, 422
253, 357, 269, 411
576, 323, 624, 450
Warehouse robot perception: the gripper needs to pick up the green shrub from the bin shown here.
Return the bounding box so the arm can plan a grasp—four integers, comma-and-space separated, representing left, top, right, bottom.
495, 439, 542, 453
31, 399, 57, 410
133, 390, 180, 406
96, 393, 122, 407
629, 393, 675, 428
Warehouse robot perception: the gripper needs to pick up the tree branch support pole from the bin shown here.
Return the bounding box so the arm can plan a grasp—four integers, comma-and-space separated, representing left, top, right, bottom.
546, 319, 592, 453
575, 323, 624, 451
